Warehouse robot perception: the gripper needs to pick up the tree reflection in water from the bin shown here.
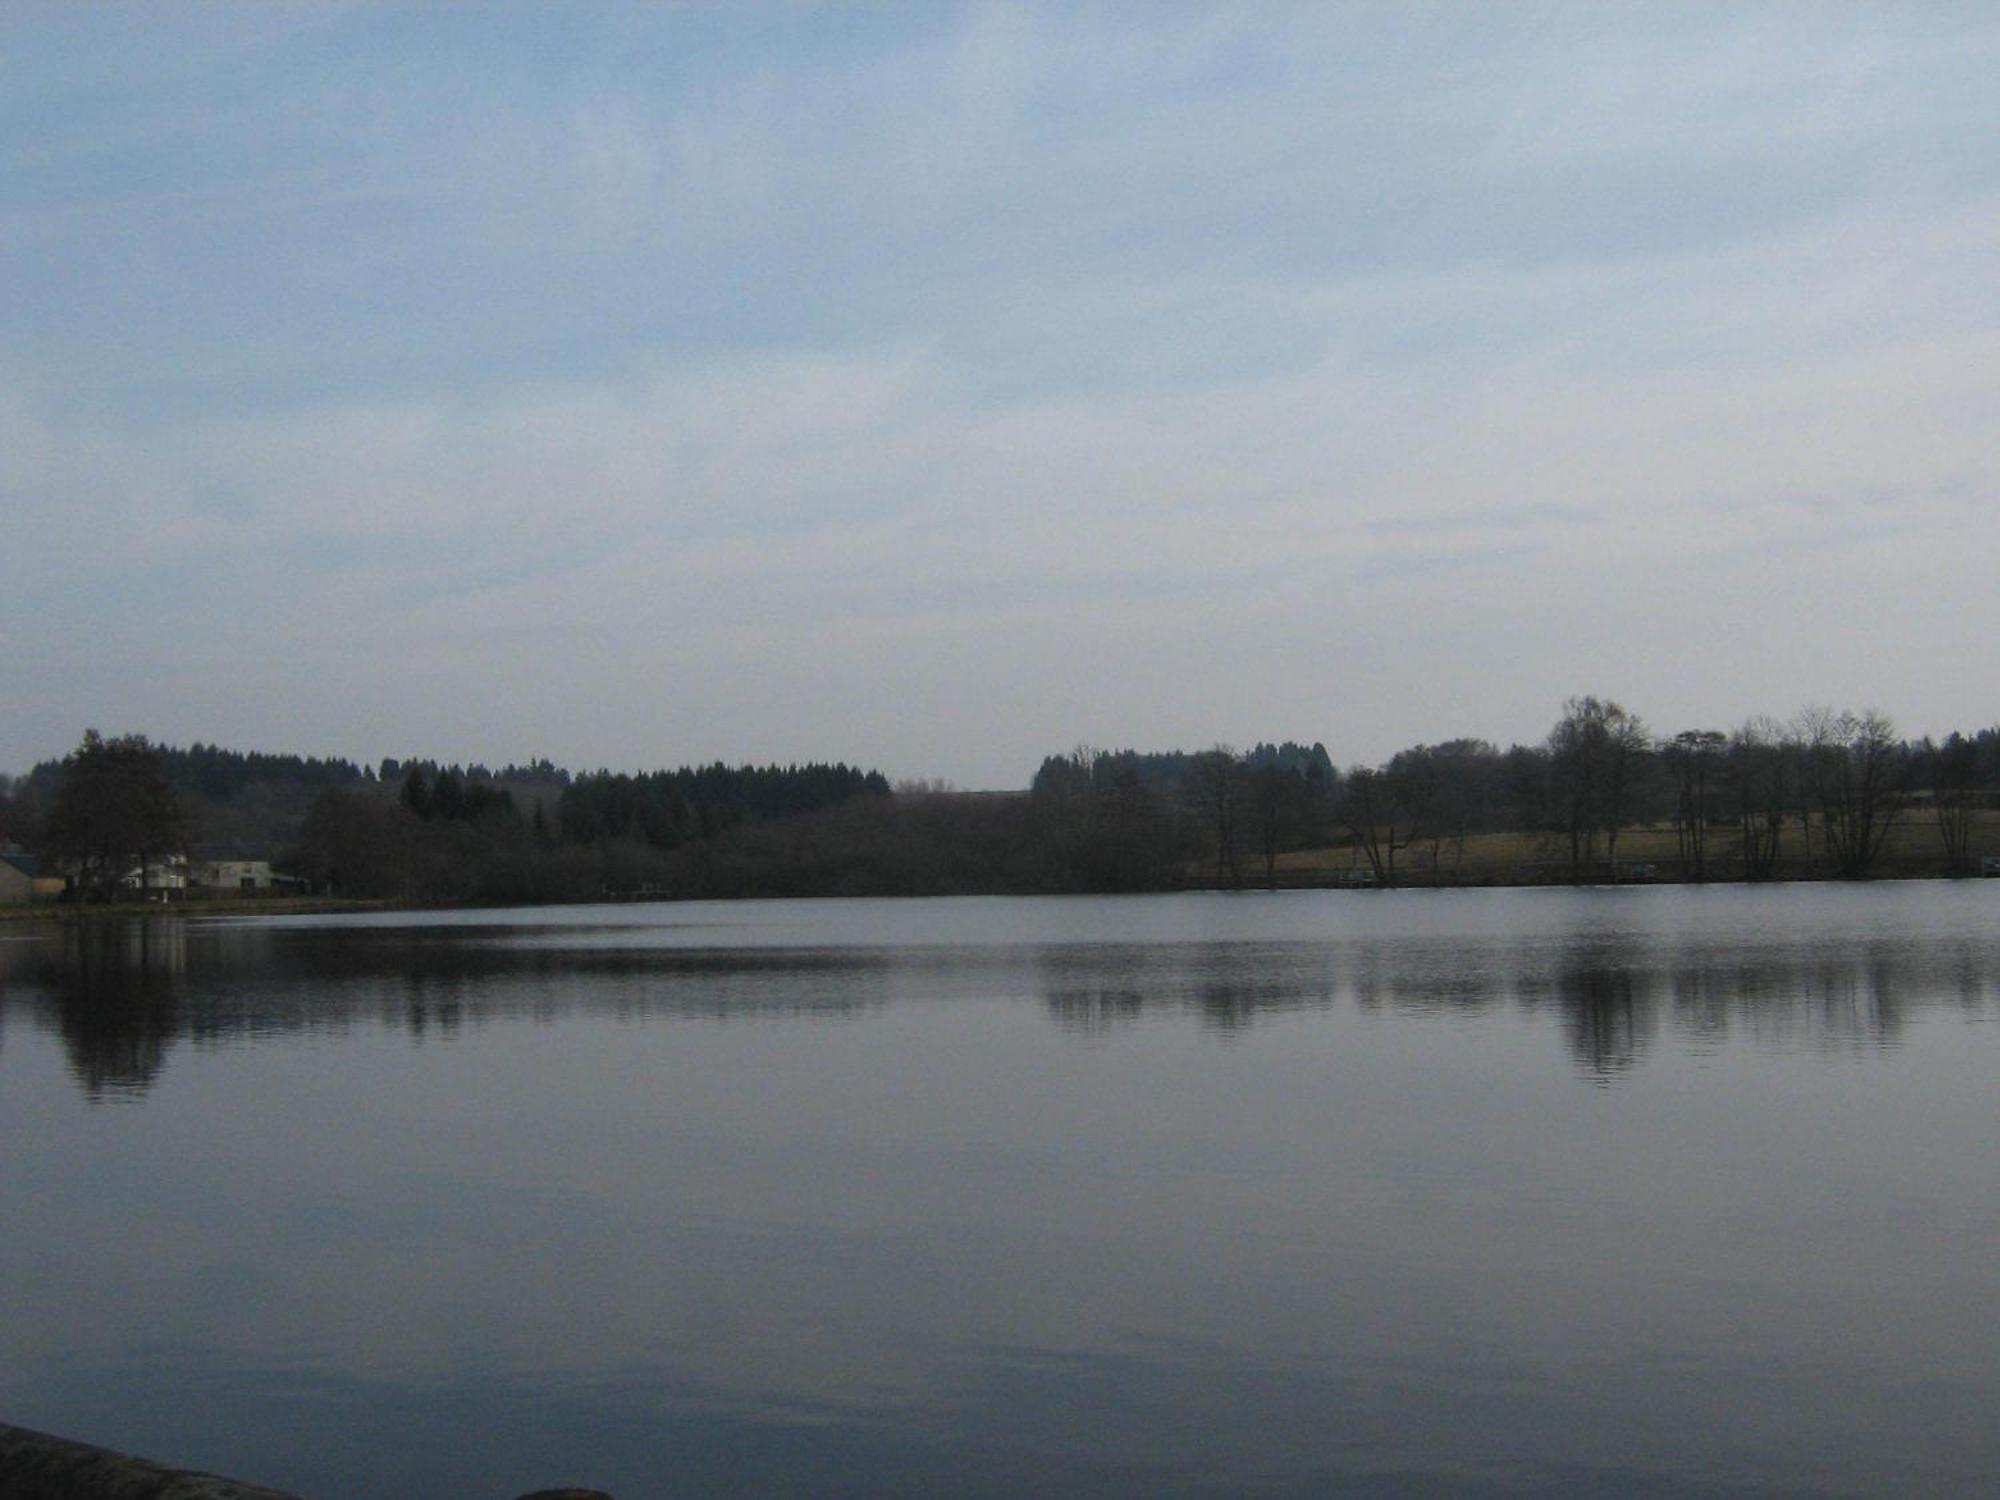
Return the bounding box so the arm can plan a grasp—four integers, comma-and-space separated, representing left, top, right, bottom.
46, 921, 187, 1099
0, 898, 1994, 1099
0, 919, 886, 1100
1033, 926, 1987, 1081
1038, 943, 1341, 1037
1555, 947, 1652, 1083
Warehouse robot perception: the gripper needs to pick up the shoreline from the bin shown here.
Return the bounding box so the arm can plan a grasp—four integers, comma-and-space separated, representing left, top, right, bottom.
0, 896, 392, 923
3, 867, 1991, 923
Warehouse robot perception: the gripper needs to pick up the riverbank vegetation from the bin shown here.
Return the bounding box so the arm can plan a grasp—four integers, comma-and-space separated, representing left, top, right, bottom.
2, 700, 1995, 906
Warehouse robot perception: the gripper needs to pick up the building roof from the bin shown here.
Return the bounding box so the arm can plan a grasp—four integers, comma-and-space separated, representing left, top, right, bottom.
189, 843, 277, 863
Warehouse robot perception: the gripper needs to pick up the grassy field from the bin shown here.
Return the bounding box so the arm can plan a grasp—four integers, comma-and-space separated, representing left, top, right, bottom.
1270, 809, 2000, 886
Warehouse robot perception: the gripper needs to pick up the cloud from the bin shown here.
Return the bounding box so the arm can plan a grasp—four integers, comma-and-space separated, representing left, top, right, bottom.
2, 6, 1998, 779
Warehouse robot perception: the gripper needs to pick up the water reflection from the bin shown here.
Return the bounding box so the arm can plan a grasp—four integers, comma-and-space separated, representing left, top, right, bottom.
24, 923, 190, 1099
1036, 924, 1990, 1080
1041, 973, 1146, 1037
5, 890, 2000, 1498
0, 921, 892, 1099
1558, 951, 1650, 1082
2, 890, 1998, 1098
1040, 943, 1343, 1037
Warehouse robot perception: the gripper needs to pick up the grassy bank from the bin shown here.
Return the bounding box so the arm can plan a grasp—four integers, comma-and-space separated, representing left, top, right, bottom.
1267, 809, 2000, 887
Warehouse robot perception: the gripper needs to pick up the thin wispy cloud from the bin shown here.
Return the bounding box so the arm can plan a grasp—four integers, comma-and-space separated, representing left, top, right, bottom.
3, 4, 1995, 782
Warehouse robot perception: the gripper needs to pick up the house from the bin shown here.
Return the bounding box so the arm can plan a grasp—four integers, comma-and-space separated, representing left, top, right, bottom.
0, 849, 63, 903
0, 850, 33, 903
115, 852, 190, 899
189, 845, 306, 896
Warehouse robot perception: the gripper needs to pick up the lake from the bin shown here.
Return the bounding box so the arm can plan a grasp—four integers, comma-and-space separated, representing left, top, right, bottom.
2, 885, 1998, 1498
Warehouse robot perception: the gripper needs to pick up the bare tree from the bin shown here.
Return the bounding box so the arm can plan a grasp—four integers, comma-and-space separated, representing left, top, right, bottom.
1247, 760, 1308, 888
1600, 710, 1653, 871
1663, 729, 1726, 881
1385, 746, 1443, 884
1924, 733, 1979, 877
1727, 717, 1792, 881
1031, 745, 1174, 891
1795, 707, 1906, 879
1547, 696, 1651, 881
1431, 739, 1498, 876
1387, 742, 1493, 884
1336, 765, 1410, 887
1185, 746, 1246, 887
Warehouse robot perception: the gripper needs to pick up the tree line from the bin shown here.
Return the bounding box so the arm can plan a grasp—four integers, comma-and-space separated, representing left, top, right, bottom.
4, 698, 1994, 905
286, 759, 891, 903
1022, 700, 1994, 889
2, 733, 893, 903
583, 701, 1995, 898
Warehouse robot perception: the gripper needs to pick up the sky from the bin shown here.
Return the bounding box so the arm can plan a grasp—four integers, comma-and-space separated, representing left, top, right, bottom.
3, 3, 1997, 788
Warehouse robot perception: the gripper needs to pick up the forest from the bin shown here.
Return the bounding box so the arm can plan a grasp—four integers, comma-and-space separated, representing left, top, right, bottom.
2, 699, 1996, 905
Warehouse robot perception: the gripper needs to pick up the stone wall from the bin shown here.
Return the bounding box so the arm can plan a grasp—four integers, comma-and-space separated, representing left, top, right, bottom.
0, 1422, 612, 1500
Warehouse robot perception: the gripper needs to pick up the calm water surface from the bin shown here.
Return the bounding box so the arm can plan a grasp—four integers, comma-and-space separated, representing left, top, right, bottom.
2, 885, 1997, 1498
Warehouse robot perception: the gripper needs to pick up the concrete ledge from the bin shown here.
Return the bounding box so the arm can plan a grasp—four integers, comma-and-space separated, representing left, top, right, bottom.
0, 1422, 613, 1500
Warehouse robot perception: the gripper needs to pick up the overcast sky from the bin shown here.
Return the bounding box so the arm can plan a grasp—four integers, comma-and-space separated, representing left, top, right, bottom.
4, 3, 1996, 787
